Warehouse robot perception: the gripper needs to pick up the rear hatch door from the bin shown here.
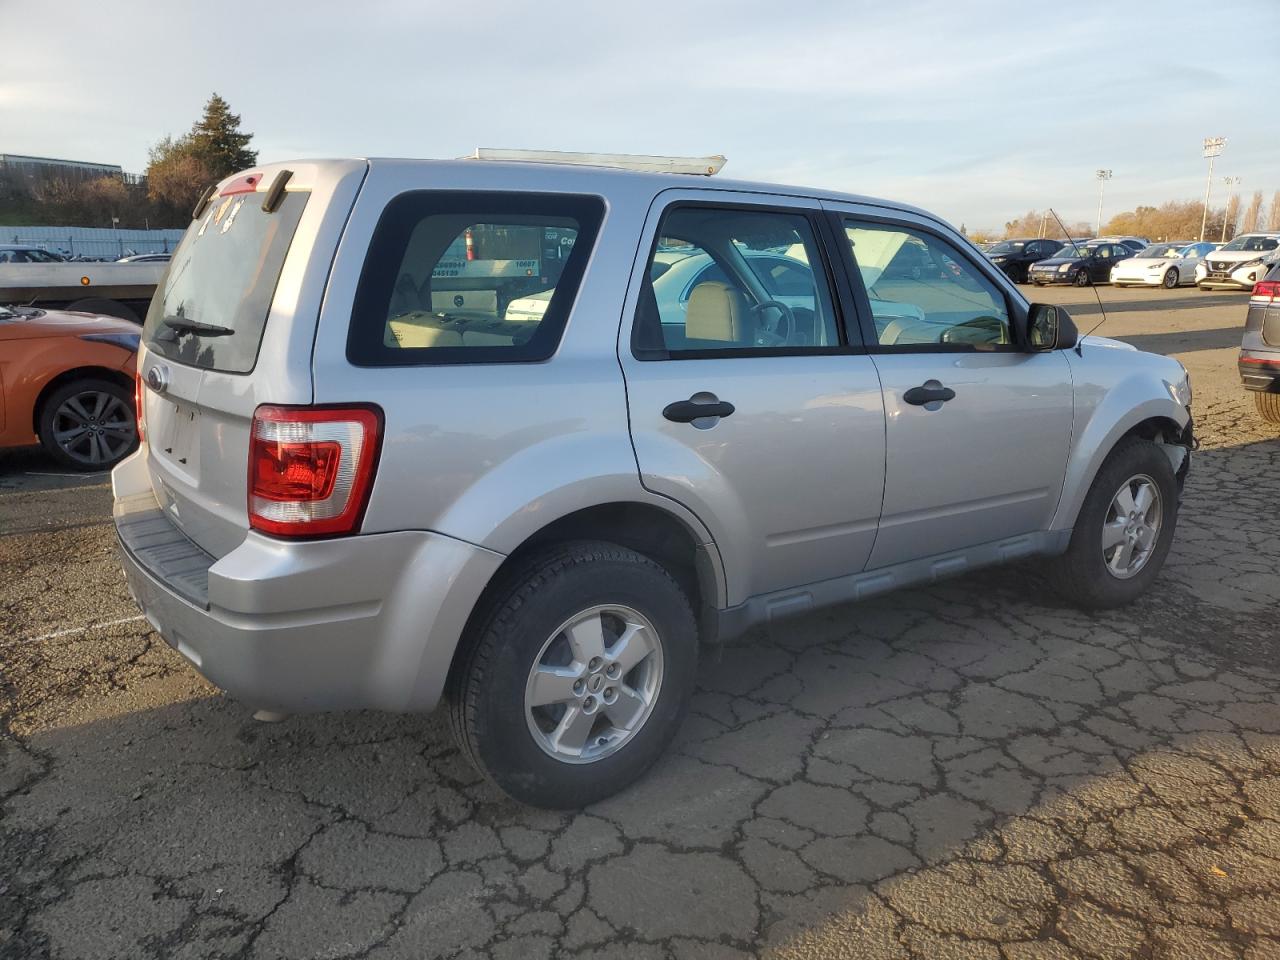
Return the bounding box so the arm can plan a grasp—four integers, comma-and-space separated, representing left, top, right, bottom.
138, 160, 368, 557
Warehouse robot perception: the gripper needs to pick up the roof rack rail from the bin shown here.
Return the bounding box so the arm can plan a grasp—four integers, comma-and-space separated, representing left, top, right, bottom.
462, 148, 726, 176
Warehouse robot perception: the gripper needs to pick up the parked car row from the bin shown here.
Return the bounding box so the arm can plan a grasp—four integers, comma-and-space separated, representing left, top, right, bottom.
985, 232, 1280, 292
0, 244, 170, 264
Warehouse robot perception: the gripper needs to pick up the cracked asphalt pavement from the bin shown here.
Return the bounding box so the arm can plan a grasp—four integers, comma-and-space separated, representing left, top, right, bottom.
3, 285, 1280, 959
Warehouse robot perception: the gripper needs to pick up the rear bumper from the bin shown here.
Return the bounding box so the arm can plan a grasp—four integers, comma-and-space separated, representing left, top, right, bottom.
1239, 354, 1280, 392
112, 451, 504, 713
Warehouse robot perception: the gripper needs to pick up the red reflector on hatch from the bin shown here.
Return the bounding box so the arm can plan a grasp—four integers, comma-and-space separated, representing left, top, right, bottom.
220, 173, 263, 196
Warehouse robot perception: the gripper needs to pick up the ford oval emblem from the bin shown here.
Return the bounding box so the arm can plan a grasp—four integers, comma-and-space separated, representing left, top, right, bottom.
146, 365, 170, 394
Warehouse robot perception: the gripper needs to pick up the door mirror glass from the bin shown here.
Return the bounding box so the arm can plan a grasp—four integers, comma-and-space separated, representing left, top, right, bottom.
1027, 303, 1078, 351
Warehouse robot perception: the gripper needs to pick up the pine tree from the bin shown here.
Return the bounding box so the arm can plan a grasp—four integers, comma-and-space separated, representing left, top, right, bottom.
188, 93, 257, 178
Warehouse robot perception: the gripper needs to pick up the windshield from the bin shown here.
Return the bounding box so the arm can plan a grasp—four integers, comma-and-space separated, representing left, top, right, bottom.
1138, 244, 1184, 259
986, 241, 1026, 255
143, 190, 309, 373
1054, 244, 1090, 258
1220, 235, 1280, 253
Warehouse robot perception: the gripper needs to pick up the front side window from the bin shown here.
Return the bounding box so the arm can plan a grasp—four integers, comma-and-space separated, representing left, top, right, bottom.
633, 206, 840, 357
843, 221, 1012, 349
348, 191, 603, 365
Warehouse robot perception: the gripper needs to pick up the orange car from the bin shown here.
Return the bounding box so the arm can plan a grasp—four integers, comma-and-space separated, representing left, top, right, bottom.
1, 304, 140, 470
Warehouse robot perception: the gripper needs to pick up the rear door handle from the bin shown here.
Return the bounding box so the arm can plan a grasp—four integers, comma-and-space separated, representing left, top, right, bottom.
903, 381, 956, 406
663, 397, 736, 423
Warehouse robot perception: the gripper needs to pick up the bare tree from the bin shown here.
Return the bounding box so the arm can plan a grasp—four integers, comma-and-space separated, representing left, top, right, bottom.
1223, 194, 1241, 242
1242, 191, 1264, 233
1269, 191, 1280, 231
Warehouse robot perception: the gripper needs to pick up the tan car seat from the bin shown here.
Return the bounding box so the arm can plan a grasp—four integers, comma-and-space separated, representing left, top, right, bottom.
686, 281, 753, 345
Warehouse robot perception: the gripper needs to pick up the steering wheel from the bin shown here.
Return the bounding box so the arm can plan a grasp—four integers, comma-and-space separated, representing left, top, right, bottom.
750, 299, 796, 346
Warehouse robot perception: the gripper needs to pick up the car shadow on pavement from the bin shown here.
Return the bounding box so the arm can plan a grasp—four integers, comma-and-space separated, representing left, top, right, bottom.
1065, 291, 1249, 316
1115, 326, 1247, 355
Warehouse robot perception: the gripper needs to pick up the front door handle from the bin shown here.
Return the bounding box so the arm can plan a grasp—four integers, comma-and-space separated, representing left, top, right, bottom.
903, 381, 956, 406
663, 397, 736, 423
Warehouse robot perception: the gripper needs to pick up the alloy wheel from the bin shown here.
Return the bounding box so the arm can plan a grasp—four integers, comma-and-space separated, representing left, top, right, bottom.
51, 390, 135, 468
524, 604, 664, 764
1101, 474, 1162, 579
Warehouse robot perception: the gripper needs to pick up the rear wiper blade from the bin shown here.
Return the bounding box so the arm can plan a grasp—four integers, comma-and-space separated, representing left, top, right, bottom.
161, 316, 235, 337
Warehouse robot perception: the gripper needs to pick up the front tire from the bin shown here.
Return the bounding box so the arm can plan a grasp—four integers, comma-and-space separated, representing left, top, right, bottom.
1047, 439, 1179, 610
1255, 392, 1280, 424
1074, 270, 1091, 287
447, 541, 698, 808
1162, 269, 1179, 289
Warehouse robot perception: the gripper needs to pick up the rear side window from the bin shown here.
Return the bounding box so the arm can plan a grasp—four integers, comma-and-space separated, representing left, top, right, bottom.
347, 191, 604, 365
143, 190, 310, 373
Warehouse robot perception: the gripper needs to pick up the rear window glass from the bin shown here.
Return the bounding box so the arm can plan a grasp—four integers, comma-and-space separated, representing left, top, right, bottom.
347, 191, 604, 365
143, 190, 309, 373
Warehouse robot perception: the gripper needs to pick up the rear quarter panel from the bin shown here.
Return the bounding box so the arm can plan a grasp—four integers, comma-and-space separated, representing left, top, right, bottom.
0, 334, 136, 447
311, 161, 718, 560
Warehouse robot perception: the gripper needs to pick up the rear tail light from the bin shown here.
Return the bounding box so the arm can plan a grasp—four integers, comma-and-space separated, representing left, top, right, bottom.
134, 372, 145, 443
1252, 280, 1279, 303
248, 405, 382, 538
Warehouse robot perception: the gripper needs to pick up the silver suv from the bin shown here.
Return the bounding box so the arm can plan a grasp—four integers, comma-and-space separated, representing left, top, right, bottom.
113, 152, 1194, 807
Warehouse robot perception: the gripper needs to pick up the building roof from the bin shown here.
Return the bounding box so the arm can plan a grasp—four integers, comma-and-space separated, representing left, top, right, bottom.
0, 154, 123, 173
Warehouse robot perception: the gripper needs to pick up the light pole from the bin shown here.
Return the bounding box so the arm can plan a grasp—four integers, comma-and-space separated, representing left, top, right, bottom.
1095, 169, 1112, 235
1220, 176, 1241, 242
1200, 136, 1226, 241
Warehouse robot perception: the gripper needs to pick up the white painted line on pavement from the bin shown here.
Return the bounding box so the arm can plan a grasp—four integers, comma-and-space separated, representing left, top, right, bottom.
26, 615, 146, 643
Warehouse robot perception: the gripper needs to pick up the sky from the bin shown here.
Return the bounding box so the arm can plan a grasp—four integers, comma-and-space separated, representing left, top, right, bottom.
3, 0, 1278, 233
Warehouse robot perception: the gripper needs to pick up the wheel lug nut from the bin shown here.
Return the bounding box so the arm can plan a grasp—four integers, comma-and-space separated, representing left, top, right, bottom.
603, 687, 616, 703
606, 663, 620, 679
583, 696, 597, 713
588, 657, 603, 672
572, 679, 585, 695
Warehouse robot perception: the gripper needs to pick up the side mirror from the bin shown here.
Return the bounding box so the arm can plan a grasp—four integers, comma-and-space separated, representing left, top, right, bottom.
1027, 303, 1078, 351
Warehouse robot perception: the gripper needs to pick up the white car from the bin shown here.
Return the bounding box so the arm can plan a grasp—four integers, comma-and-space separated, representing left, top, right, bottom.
1196, 233, 1280, 290
1111, 241, 1219, 289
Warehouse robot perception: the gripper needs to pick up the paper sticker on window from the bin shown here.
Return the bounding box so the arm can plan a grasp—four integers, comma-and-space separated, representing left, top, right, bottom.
221, 198, 244, 234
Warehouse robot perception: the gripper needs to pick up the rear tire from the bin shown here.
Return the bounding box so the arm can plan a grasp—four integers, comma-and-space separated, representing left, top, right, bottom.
1255, 392, 1280, 424
447, 540, 698, 808
1047, 438, 1179, 610
1162, 269, 1179, 289
37, 378, 138, 471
